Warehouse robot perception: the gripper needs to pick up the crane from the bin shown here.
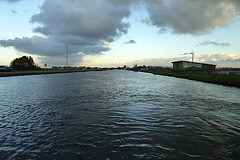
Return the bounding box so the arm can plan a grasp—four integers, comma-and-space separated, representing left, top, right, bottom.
181, 51, 195, 62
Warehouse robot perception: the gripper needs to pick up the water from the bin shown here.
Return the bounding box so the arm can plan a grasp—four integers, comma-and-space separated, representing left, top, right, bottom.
0, 70, 240, 159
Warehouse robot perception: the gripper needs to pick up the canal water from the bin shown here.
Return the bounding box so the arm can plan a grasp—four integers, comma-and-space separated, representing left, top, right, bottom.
0, 70, 240, 159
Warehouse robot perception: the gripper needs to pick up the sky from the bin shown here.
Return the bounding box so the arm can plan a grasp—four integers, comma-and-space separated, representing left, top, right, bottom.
0, 0, 240, 68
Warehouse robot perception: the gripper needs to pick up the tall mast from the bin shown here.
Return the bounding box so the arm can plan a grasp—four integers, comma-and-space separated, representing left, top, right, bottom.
66, 45, 68, 68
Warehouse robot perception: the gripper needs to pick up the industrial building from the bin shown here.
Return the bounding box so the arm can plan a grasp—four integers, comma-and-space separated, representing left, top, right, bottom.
172, 61, 216, 72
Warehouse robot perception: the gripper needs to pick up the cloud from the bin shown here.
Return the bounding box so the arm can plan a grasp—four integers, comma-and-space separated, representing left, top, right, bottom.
2, 0, 21, 3
3, 0, 240, 37
10, 10, 17, 15
124, 40, 136, 44
38, 54, 85, 67
30, 33, 37, 39
128, 57, 175, 67
0, 0, 138, 65
0, 35, 110, 65
199, 41, 230, 47
30, 0, 136, 41
194, 53, 240, 67
103, 41, 111, 48
144, 0, 240, 35
1, 0, 140, 65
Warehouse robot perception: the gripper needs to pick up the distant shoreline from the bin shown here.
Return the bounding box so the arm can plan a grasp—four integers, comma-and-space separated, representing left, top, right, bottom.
0, 70, 85, 78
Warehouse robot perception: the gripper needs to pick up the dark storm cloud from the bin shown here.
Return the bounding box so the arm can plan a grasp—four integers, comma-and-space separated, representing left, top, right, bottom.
0, 36, 110, 57
199, 41, 231, 47
144, 0, 240, 35
30, 0, 135, 41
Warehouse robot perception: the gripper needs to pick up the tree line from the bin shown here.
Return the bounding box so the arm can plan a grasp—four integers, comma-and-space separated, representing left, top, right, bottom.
10, 56, 40, 71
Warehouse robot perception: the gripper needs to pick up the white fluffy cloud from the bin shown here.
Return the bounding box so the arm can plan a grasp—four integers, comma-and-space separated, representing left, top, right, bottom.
144, 0, 240, 34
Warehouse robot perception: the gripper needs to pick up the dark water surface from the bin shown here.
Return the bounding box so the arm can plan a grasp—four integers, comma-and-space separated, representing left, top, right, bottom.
0, 70, 240, 159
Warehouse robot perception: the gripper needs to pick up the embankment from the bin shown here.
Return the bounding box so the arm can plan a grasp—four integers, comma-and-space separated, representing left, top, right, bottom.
142, 70, 240, 88
0, 70, 84, 77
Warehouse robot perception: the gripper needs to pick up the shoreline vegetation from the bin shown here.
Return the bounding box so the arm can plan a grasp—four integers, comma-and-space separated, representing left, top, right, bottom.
0, 70, 85, 77
141, 70, 240, 88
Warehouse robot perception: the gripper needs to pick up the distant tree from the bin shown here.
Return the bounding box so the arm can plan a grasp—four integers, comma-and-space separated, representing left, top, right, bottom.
10, 56, 40, 70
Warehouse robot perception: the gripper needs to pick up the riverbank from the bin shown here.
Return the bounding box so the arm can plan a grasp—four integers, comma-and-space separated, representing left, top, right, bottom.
2, 69, 240, 88
142, 70, 240, 88
0, 70, 85, 77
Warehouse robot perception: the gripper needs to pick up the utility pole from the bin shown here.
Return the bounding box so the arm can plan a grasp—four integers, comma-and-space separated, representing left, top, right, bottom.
66, 45, 68, 69
49, 57, 52, 69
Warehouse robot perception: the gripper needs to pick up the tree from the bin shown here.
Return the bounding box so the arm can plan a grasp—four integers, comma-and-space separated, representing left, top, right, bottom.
10, 56, 40, 70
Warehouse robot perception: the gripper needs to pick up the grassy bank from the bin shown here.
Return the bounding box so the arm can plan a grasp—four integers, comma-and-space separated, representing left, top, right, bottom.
143, 70, 240, 88
0, 70, 85, 77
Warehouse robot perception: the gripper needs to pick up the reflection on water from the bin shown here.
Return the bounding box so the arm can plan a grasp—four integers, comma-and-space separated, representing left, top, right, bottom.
0, 70, 240, 159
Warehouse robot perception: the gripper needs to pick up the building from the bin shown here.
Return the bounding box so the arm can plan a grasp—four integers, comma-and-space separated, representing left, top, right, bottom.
172, 61, 216, 72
